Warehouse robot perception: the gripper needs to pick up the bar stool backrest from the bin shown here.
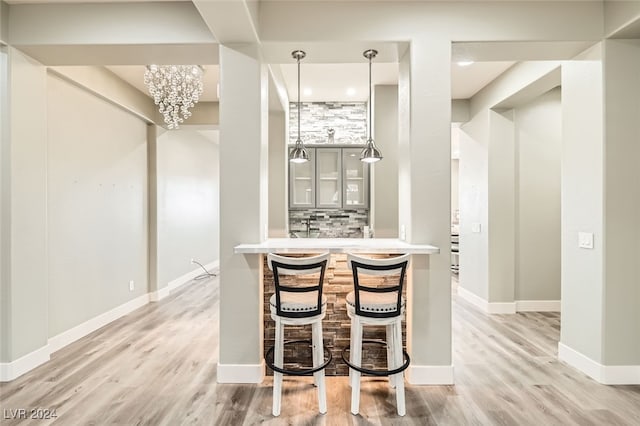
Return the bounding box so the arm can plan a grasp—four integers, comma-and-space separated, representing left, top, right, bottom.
267, 252, 330, 319
347, 253, 410, 319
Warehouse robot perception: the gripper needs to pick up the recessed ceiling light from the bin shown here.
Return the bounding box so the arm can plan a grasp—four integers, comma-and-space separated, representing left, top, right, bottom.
303, 88, 312, 96
346, 88, 356, 96
457, 61, 474, 67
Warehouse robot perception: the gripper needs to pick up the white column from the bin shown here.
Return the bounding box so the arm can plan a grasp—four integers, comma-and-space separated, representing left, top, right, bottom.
399, 38, 453, 384
217, 45, 268, 383
0, 48, 49, 381
560, 41, 640, 384
268, 110, 287, 237
372, 85, 399, 238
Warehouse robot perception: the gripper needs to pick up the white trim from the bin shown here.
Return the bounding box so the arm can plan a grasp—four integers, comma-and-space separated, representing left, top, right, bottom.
515, 300, 561, 312
457, 286, 489, 312
602, 365, 640, 385
558, 342, 640, 385
406, 365, 454, 385
48, 293, 150, 353
487, 302, 516, 314
151, 260, 220, 302
149, 286, 171, 302
0, 345, 50, 382
456, 287, 516, 314
217, 361, 265, 384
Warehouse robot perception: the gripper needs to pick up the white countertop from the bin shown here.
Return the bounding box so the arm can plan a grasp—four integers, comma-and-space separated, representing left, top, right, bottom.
234, 238, 440, 254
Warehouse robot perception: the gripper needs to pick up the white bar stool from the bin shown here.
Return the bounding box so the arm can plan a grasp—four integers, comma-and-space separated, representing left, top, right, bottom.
342, 253, 411, 417
265, 252, 332, 417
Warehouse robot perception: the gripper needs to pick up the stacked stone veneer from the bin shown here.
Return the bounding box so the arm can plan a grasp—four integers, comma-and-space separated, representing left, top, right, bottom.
289, 102, 367, 145
289, 209, 369, 238
263, 254, 407, 376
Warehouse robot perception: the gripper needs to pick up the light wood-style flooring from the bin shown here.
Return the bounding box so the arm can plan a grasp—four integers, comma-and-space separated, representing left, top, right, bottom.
1, 274, 639, 425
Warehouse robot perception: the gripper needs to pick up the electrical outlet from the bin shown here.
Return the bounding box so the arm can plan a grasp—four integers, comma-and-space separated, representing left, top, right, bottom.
129, 280, 135, 292
190, 258, 195, 264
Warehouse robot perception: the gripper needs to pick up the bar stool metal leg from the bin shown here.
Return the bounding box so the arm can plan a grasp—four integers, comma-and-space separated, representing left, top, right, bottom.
312, 321, 327, 414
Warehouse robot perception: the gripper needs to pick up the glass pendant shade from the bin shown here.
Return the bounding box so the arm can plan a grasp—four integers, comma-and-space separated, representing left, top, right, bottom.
289, 50, 309, 163
360, 49, 383, 163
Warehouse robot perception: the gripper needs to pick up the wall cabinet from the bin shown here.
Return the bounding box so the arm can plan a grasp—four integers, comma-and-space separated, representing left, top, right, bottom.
289, 148, 315, 208
290, 147, 369, 209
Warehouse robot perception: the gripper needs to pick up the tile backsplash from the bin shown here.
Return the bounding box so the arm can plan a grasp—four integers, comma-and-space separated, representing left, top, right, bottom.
289, 209, 369, 238
289, 102, 366, 145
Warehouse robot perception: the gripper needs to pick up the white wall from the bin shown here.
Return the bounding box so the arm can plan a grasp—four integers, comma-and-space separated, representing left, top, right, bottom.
268, 111, 287, 237
514, 87, 561, 301
3, 48, 48, 362
459, 116, 489, 300
0, 45, 8, 363
373, 85, 398, 238
601, 39, 640, 366
560, 44, 604, 363
156, 128, 219, 288
460, 62, 562, 306
451, 158, 459, 224
47, 72, 148, 337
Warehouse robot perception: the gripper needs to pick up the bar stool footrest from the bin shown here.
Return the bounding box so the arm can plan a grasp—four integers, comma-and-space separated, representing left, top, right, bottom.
265, 339, 332, 376
341, 339, 410, 376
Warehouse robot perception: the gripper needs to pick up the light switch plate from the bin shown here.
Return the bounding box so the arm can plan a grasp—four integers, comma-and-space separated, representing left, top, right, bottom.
578, 232, 594, 249
471, 223, 482, 233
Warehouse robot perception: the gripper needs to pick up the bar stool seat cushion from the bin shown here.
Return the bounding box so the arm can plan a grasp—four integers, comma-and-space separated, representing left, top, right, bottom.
346, 291, 405, 314
269, 293, 327, 314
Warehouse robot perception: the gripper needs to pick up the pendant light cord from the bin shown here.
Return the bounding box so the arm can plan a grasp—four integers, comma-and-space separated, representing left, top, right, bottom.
297, 54, 301, 143
368, 53, 372, 141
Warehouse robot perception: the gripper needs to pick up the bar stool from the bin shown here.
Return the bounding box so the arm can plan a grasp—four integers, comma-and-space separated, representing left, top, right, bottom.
265, 252, 332, 417
342, 253, 411, 416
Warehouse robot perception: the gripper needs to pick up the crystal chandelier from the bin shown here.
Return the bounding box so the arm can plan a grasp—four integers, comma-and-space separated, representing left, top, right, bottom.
144, 65, 204, 129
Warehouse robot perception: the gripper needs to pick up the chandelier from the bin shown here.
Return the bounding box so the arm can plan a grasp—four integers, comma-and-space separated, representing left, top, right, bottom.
144, 65, 204, 129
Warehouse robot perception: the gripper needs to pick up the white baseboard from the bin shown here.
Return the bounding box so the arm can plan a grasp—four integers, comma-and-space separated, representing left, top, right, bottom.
558, 342, 640, 385
488, 302, 517, 314
217, 361, 265, 384
152, 260, 219, 302
457, 287, 560, 314
0, 344, 50, 382
48, 293, 150, 353
406, 364, 454, 385
3, 262, 221, 382
516, 300, 561, 312
457, 287, 516, 314
149, 286, 171, 302
457, 286, 489, 312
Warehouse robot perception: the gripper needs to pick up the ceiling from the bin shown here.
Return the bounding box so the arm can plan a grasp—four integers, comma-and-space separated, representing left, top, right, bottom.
106, 60, 513, 104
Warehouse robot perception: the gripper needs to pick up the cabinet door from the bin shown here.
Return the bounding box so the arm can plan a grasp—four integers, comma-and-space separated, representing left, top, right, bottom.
342, 148, 369, 208
316, 148, 342, 208
289, 148, 315, 208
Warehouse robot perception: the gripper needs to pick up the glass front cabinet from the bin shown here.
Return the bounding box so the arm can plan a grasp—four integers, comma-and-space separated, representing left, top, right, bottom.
342, 148, 369, 208
289, 147, 369, 209
289, 148, 315, 208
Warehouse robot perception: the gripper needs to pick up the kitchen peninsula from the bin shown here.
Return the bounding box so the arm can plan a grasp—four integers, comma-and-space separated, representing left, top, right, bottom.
234, 238, 439, 376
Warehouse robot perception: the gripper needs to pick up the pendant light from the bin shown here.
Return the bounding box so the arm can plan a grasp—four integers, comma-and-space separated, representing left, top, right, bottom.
289, 50, 309, 163
360, 49, 383, 163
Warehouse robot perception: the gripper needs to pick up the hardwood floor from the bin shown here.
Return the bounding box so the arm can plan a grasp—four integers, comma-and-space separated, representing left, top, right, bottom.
1, 274, 639, 425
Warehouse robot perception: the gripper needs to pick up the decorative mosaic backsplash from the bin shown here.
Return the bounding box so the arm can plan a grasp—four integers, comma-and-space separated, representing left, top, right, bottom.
289, 102, 367, 145
289, 208, 369, 238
